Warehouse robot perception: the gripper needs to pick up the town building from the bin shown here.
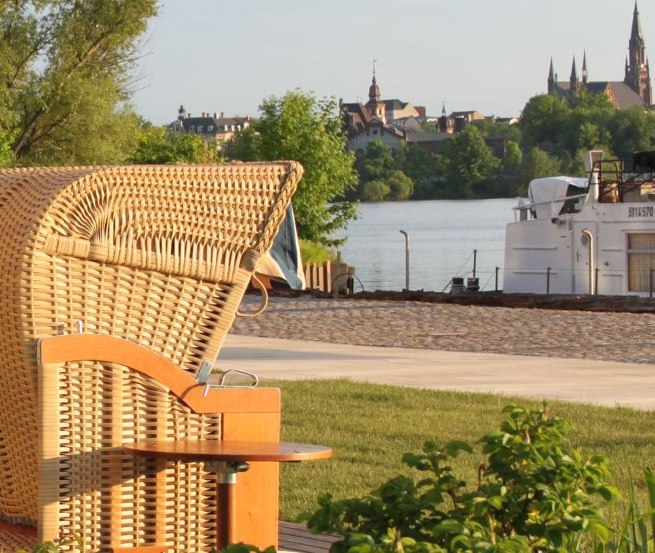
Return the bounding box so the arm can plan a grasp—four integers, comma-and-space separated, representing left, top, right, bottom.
341, 70, 513, 158
340, 71, 426, 151
548, 2, 651, 109
170, 105, 251, 145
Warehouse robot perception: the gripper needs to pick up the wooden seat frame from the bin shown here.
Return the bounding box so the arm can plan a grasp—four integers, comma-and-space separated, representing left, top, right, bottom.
38, 334, 281, 551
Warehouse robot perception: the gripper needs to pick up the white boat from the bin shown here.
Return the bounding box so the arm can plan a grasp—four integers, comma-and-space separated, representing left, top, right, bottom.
503, 150, 655, 296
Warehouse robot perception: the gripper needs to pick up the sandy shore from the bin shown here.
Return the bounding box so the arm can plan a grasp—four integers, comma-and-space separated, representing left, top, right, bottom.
230, 295, 655, 364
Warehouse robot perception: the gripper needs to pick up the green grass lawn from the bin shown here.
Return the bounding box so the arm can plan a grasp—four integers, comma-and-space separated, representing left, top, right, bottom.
272, 379, 655, 527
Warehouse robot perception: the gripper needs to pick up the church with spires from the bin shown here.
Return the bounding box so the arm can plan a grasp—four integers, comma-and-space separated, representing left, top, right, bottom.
548, 2, 651, 109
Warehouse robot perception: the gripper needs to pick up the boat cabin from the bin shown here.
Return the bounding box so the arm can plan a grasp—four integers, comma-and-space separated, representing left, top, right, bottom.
504, 150, 655, 296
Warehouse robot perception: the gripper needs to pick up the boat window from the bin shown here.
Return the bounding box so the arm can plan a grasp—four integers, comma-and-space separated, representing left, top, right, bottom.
627, 233, 655, 292
559, 185, 586, 214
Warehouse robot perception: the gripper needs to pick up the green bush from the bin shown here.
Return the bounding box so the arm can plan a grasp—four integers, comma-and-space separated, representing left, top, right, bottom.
304, 403, 618, 553
300, 240, 334, 265
361, 180, 391, 202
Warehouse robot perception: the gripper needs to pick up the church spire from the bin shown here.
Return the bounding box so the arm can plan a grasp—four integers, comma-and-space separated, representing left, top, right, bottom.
569, 56, 580, 95
368, 59, 380, 103
582, 50, 588, 84
547, 58, 555, 94
631, 1, 644, 45
625, 1, 651, 104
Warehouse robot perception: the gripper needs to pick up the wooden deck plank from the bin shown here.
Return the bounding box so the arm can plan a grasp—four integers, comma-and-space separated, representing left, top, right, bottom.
279, 521, 339, 553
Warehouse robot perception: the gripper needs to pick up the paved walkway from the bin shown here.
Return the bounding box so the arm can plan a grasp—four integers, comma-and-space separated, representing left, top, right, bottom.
220, 334, 655, 410
231, 296, 655, 364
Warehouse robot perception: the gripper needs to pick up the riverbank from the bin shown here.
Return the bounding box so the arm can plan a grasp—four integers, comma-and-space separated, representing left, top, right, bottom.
231, 292, 655, 364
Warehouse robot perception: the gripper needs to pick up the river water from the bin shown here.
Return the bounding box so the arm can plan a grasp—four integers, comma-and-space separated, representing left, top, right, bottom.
334, 198, 516, 292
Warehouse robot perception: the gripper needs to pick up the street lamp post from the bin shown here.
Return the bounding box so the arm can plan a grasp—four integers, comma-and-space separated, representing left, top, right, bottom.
399, 230, 409, 292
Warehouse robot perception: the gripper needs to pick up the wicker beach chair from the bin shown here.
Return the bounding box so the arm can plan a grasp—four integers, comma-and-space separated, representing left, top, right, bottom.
0, 162, 303, 552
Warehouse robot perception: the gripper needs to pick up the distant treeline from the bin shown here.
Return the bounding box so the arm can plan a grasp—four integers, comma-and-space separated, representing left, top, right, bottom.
349, 91, 655, 201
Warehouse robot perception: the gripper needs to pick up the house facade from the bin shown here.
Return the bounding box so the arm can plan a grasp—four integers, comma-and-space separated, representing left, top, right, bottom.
170, 105, 251, 145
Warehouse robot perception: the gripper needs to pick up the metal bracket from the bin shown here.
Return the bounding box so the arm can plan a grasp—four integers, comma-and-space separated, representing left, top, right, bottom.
196, 360, 213, 384
196, 360, 259, 397
204, 460, 250, 483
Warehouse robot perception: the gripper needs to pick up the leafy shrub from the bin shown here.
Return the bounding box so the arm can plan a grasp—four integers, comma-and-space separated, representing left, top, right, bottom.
304, 403, 618, 553
361, 180, 391, 202
300, 240, 334, 265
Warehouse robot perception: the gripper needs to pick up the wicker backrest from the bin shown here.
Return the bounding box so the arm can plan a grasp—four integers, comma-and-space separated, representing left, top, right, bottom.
0, 163, 302, 530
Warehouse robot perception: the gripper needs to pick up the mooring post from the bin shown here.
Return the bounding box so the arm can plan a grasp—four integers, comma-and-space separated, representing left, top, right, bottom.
472, 249, 477, 278
546, 267, 551, 294
399, 230, 409, 295
495, 266, 499, 291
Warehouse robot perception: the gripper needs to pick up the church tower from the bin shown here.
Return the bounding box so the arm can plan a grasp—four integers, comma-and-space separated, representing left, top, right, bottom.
365, 63, 387, 123
625, 1, 651, 105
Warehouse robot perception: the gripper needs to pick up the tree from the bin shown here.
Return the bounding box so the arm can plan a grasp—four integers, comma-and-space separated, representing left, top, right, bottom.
472, 118, 521, 142
349, 141, 416, 201
560, 91, 614, 156
221, 126, 260, 161
520, 94, 570, 153
0, 129, 15, 168
355, 140, 397, 182
361, 180, 390, 202
129, 124, 220, 164
503, 141, 523, 175
440, 126, 499, 198
608, 107, 655, 159
519, 147, 561, 187
0, 0, 158, 165
385, 170, 414, 200
226, 90, 357, 246
401, 144, 444, 199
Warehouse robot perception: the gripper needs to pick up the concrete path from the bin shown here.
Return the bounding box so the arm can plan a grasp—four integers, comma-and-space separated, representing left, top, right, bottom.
220, 334, 655, 410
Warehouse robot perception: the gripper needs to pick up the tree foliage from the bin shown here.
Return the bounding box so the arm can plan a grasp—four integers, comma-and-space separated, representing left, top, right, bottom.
608, 107, 655, 159
503, 141, 522, 175
519, 147, 561, 187
361, 180, 391, 202
440, 126, 500, 198
472, 118, 521, 142
352, 141, 416, 201
226, 90, 358, 246
401, 142, 444, 199
129, 124, 220, 164
0, 0, 157, 165
519, 95, 571, 153
355, 140, 397, 183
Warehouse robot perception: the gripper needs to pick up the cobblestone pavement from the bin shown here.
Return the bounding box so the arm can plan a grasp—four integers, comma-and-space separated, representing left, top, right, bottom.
230, 295, 655, 364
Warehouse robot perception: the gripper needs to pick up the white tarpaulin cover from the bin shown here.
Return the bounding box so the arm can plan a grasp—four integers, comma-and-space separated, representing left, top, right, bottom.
528, 176, 588, 219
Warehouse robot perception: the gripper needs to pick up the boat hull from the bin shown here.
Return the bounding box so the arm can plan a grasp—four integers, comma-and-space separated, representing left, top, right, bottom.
504, 202, 655, 296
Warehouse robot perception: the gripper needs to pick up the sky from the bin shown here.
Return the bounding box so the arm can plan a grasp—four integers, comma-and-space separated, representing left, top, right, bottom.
132, 0, 651, 125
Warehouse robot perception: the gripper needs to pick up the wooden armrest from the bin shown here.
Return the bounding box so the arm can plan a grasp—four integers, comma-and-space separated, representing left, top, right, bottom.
37, 334, 280, 415
111, 545, 168, 553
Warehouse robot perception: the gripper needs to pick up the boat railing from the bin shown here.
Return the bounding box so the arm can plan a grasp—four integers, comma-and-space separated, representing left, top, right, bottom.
512, 193, 588, 221
593, 157, 655, 203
